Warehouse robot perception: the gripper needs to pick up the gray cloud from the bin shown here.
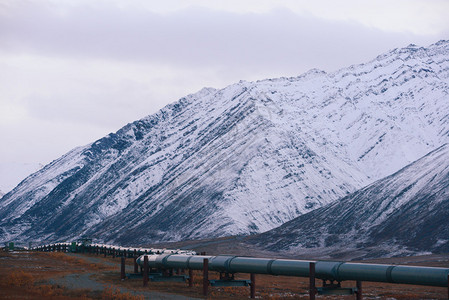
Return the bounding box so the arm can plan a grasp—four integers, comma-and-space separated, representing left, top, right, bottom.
0, 4, 439, 74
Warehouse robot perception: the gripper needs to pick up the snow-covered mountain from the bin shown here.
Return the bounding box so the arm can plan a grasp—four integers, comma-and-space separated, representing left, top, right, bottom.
249, 144, 449, 259
0, 40, 448, 244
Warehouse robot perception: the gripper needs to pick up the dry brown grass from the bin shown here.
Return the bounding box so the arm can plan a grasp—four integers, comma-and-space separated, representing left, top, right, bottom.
101, 286, 144, 300
5, 270, 34, 287
0, 268, 92, 299
2, 250, 448, 299
46, 251, 111, 271
34, 284, 64, 297
0, 251, 96, 299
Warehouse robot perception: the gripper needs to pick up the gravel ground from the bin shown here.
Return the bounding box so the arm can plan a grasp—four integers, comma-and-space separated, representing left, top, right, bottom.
47, 253, 201, 300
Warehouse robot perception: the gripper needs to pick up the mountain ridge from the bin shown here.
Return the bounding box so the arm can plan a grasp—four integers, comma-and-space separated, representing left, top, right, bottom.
1, 40, 448, 244
247, 143, 449, 259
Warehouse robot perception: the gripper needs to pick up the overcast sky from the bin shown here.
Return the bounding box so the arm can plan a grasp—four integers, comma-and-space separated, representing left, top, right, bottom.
0, 0, 448, 192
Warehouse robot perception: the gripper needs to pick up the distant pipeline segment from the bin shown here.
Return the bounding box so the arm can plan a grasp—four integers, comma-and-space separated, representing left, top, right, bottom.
31, 242, 196, 256
137, 254, 449, 287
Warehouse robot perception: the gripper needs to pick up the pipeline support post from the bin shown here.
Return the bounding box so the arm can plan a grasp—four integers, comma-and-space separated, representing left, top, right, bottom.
188, 269, 193, 287
356, 280, 362, 300
250, 273, 256, 299
309, 262, 316, 300
120, 257, 126, 280
203, 258, 209, 296
143, 256, 149, 287
134, 256, 139, 274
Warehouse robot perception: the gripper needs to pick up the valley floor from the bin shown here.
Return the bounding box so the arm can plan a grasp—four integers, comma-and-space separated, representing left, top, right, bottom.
0, 249, 448, 299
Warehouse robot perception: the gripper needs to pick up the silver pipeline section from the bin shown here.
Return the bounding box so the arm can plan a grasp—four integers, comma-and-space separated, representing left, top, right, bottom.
137, 254, 449, 287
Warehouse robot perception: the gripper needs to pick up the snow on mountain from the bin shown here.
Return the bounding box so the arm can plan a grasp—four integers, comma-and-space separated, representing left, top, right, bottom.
249, 144, 449, 259
0, 40, 448, 244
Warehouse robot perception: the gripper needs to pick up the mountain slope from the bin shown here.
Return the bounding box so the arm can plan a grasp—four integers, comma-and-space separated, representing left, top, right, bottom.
1, 40, 449, 244
249, 144, 449, 259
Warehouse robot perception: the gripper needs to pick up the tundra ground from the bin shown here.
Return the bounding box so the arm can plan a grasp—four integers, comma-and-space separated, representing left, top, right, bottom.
0, 249, 448, 299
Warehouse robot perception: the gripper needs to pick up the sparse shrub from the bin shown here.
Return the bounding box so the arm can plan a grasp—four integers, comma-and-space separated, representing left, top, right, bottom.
101, 285, 144, 300
46, 251, 82, 264
35, 284, 63, 297
64, 288, 93, 299
5, 270, 34, 287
